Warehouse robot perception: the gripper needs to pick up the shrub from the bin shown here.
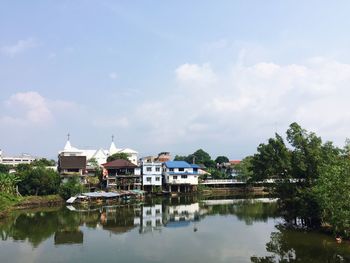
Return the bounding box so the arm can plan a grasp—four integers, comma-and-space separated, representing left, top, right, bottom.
59, 177, 85, 200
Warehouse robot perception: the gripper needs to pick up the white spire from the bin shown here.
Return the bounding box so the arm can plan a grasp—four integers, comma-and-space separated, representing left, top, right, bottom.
64, 133, 72, 151
109, 134, 118, 154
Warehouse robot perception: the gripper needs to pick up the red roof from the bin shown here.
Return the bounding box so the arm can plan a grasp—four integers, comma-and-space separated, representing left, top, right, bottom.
229, 160, 241, 165
102, 159, 138, 169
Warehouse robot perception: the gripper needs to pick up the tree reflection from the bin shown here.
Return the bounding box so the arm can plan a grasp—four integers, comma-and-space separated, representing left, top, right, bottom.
251, 225, 350, 263
202, 199, 278, 225
0, 197, 280, 247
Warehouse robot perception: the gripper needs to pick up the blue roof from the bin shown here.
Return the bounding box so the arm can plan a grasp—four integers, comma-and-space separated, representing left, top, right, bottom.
191, 164, 200, 168
164, 161, 192, 168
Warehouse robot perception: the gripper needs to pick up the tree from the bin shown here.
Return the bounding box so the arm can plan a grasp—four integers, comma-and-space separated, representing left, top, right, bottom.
0, 164, 10, 174
315, 157, 350, 237
107, 153, 130, 162
251, 133, 291, 181
249, 123, 339, 227
233, 156, 254, 181
286, 122, 323, 183
215, 156, 229, 164
174, 155, 187, 161
186, 149, 215, 168
18, 167, 61, 196
31, 158, 56, 167
59, 176, 85, 200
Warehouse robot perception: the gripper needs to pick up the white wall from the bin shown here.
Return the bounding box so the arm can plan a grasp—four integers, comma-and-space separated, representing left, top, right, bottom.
143, 175, 162, 186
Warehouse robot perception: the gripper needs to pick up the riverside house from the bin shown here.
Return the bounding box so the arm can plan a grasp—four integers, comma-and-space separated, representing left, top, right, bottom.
162, 161, 199, 193
102, 159, 141, 190
141, 161, 162, 193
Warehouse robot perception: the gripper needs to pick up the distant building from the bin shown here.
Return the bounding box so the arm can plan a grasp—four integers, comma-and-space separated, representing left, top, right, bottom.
139, 152, 171, 164
58, 135, 138, 166
155, 152, 171, 162
58, 135, 139, 181
102, 159, 141, 190
162, 161, 199, 193
0, 149, 36, 166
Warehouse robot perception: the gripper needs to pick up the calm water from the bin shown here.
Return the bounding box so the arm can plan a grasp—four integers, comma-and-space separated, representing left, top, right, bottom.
1, 196, 349, 263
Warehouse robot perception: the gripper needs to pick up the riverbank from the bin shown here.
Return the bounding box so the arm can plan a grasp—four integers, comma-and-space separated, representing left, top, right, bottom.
0, 194, 64, 219
200, 186, 270, 196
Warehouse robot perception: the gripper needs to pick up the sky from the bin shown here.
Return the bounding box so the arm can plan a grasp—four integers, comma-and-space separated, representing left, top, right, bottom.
1, 1, 350, 160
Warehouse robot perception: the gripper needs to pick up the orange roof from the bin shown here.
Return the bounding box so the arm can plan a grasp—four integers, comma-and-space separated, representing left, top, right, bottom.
229, 160, 241, 165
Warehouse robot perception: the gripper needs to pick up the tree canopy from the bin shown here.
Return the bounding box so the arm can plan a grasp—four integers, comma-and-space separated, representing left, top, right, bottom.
215, 156, 229, 164
107, 153, 130, 162
249, 122, 350, 236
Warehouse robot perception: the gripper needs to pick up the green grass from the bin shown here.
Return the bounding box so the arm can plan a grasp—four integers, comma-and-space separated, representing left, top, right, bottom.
0, 193, 22, 212
0, 194, 63, 217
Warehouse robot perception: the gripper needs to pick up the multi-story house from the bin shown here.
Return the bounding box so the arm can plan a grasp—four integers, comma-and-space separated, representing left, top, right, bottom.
162, 161, 199, 193
102, 159, 141, 190
141, 161, 162, 193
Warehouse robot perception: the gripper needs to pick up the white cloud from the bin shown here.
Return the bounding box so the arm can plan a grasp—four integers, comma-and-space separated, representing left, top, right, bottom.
128, 57, 350, 154
0, 38, 39, 56
4, 91, 52, 123
0, 91, 79, 126
175, 63, 217, 87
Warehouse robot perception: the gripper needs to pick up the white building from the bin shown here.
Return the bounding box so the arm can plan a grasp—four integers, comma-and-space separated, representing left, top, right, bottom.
0, 150, 36, 166
163, 161, 199, 193
58, 135, 138, 165
141, 162, 162, 192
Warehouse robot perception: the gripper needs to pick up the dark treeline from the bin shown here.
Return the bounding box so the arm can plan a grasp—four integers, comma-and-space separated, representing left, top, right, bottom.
240, 122, 350, 237
0, 160, 86, 205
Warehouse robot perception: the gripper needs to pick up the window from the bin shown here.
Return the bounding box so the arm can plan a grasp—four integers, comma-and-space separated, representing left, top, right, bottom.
155, 167, 160, 172
155, 177, 160, 181
179, 168, 184, 172
146, 167, 152, 172
169, 168, 174, 172
181, 175, 187, 179
156, 209, 161, 214
146, 177, 152, 182
173, 176, 178, 180
146, 209, 152, 215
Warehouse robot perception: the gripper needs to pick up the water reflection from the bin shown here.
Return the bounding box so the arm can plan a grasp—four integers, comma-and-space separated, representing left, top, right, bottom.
251, 224, 350, 263
2, 197, 349, 263
0, 197, 277, 247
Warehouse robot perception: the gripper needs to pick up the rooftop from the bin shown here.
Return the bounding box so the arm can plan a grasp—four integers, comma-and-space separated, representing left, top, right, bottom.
164, 161, 192, 168
102, 159, 138, 169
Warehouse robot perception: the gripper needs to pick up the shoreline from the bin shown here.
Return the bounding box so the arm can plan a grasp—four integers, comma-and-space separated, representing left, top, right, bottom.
0, 195, 64, 219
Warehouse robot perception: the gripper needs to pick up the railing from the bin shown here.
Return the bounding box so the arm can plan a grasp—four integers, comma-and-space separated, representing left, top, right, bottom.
201, 179, 246, 184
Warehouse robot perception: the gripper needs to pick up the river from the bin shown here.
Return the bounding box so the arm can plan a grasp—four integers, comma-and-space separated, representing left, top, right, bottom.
0, 196, 349, 263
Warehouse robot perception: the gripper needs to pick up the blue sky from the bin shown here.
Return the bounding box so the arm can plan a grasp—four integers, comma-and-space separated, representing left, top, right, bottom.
1, 1, 350, 159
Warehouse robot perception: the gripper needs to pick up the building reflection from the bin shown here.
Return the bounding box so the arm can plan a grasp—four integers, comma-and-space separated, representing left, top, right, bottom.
0, 197, 278, 247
